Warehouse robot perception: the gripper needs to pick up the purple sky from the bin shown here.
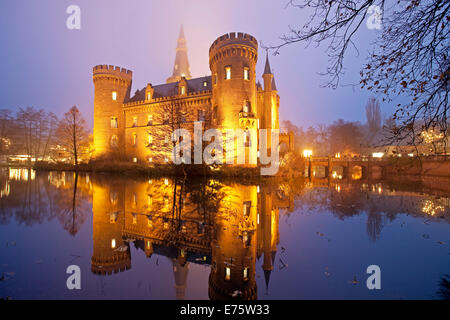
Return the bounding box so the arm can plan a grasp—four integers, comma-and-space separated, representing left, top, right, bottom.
0, 0, 402, 129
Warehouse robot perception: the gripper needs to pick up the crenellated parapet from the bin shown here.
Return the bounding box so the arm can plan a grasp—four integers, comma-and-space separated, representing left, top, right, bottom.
209, 33, 258, 69
93, 65, 133, 86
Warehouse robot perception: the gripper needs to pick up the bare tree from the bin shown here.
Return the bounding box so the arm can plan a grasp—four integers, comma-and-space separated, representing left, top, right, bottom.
16, 107, 57, 164
56, 106, 89, 167
267, 0, 449, 144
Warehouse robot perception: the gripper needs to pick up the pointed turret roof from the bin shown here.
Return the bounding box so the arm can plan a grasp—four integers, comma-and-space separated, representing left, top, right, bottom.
264, 269, 272, 294
271, 76, 277, 91
263, 52, 272, 75
167, 25, 192, 83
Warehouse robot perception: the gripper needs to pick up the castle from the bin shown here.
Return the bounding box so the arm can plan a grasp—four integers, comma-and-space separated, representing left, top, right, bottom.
92, 26, 292, 164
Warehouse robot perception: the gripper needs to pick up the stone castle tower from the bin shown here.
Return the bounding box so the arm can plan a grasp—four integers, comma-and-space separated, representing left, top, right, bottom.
92, 27, 286, 163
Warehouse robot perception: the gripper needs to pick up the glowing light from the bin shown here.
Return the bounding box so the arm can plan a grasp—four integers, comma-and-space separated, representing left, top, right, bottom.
303, 149, 313, 157
422, 200, 444, 216
372, 152, 384, 158
335, 153, 341, 158
112, 91, 117, 101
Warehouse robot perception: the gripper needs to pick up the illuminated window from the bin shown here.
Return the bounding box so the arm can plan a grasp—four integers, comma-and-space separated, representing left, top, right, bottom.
164, 135, 169, 145
147, 134, 153, 145
180, 86, 185, 95
147, 114, 153, 125
225, 66, 231, 80
111, 239, 116, 249
132, 157, 137, 163
243, 201, 251, 218
164, 178, 169, 185
203, 81, 208, 87
243, 267, 249, 281
214, 73, 218, 85
132, 116, 138, 127
244, 67, 249, 80
110, 135, 118, 148
243, 100, 251, 113
111, 117, 118, 128
133, 133, 137, 146
132, 213, 137, 224
112, 91, 117, 101
110, 191, 118, 204
147, 92, 152, 100
225, 267, 231, 281
148, 157, 152, 163
244, 130, 251, 147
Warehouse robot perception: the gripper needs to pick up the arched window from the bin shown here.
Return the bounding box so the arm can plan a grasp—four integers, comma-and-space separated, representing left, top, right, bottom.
243, 100, 251, 113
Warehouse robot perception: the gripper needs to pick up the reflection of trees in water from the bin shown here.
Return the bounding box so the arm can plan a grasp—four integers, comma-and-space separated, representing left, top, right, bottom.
437, 274, 450, 300
0, 170, 90, 235
294, 182, 449, 242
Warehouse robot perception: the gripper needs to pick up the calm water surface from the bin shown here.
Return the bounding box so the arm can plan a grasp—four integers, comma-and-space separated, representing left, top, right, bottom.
0, 168, 449, 300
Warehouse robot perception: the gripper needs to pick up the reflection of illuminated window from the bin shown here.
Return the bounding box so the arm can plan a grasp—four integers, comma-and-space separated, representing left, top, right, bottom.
147, 195, 152, 208
147, 215, 153, 228
243, 201, 251, 218
110, 212, 118, 223
181, 221, 187, 233
163, 219, 169, 230
225, 267, 231, 281
243, 267, 249, 281
132, 193, 137, 207
110, 191, 118, 204
164, 196, 169, 208
111, 239, 116, 249
164, 179, 169, 185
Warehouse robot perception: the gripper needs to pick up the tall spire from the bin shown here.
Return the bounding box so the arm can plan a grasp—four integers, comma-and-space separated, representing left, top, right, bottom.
167, 25, 192, 83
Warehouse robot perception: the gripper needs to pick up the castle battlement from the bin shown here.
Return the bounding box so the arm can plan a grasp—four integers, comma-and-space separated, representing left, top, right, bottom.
93, 65, 133, 81
209, 32, 258, 53
123, 90, 212, 107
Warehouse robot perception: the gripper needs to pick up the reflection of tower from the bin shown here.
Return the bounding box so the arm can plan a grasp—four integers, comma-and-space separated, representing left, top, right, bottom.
167, 25, 192, 83
91, 179, 131, 275
257, 187, 280, 294
209, 185, 258, 300
172, 258, 190, 300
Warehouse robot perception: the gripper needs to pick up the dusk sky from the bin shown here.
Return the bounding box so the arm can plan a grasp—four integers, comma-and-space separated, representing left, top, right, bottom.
0, 0, 402, 129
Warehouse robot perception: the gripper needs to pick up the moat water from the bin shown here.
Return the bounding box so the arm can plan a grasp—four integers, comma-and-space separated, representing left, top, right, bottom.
0, 168, 449, 300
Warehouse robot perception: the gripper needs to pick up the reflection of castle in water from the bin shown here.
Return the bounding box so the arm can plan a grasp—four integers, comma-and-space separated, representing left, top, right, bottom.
90, 177, 294, 300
